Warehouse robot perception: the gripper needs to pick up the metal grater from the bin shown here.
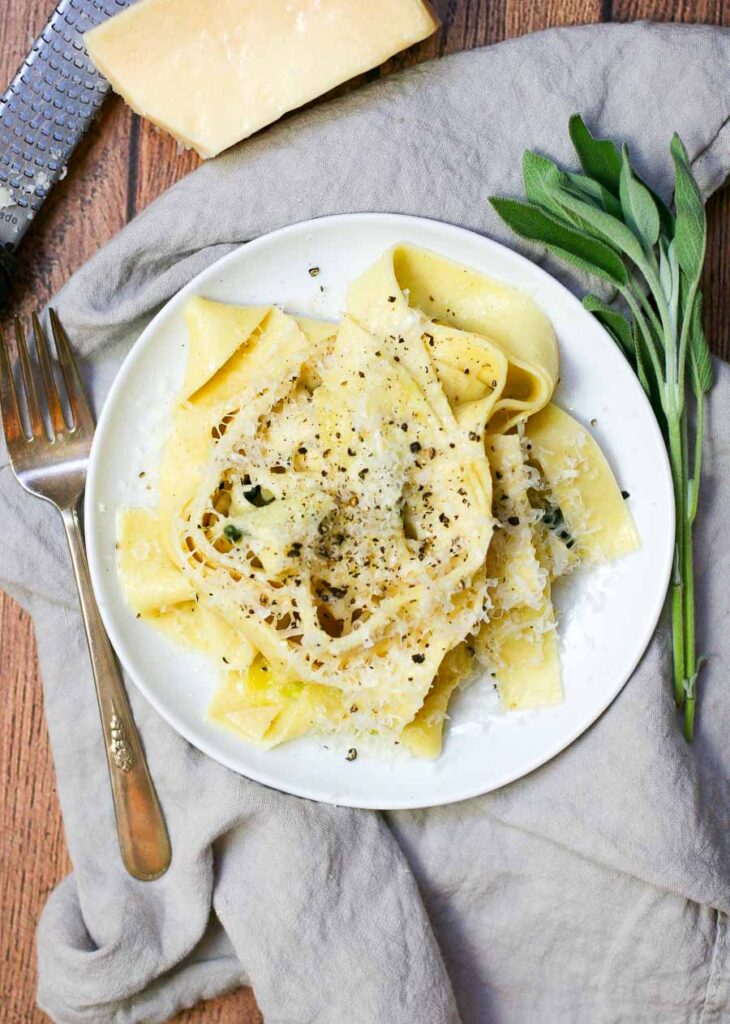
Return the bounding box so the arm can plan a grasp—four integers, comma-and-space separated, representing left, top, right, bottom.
0, 0, 132, 302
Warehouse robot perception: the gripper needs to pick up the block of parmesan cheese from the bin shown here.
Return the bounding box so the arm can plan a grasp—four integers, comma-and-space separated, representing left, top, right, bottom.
85, 0, 439, 159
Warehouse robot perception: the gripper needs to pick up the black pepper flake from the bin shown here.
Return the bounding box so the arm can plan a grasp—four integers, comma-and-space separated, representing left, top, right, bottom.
346, 748, 358, 761
347, 447, 356, 457
297, 446, 308, 455
358, 371, 365, 379
410, 441, 421, 453
412, 653, 426, 664
387, 295, 396, 303
507, 516, 520, 526
622, 490, 630, 499
308, 266, 320, 277
400, 423, 408, 432
439, 513, 450, 526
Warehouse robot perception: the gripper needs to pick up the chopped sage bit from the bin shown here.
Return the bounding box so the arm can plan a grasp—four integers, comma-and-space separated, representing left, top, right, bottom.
529, 496, 576, 550
540, 503, 564, 529
223, 523, 243, 542
346, 748, 358, 761
243, 484, 275, 507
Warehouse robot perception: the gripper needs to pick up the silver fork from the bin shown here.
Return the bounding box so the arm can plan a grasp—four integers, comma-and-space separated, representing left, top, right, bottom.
0, 310, 171, 881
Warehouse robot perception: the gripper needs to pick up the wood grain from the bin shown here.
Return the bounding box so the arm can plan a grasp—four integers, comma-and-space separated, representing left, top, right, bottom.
1, 2, 728, 1022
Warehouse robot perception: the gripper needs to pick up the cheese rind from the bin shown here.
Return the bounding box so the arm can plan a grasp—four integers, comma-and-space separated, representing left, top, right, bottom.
85, 0, 439, 158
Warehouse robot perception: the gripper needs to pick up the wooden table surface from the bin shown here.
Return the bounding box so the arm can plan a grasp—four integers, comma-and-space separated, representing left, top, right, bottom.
1, 1, 729, 1021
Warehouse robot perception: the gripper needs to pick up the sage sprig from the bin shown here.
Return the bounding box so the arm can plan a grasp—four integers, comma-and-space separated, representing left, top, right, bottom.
490, 116, 713, 741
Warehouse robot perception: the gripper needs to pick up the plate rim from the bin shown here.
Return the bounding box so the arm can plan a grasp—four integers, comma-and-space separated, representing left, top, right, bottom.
85, 212, 675, 809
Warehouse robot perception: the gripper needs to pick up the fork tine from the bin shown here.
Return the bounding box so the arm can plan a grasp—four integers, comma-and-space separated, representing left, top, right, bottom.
33, 312, 67, 436
14, 317, 44, 438
49, 309, 94, 434
0, 322, 26, 446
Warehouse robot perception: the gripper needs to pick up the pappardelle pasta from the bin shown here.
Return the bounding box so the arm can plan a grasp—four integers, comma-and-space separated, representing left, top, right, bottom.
117, 245, 638, 758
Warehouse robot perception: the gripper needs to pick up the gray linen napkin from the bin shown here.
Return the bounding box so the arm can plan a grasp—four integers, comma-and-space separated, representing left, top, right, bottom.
1, 21, 729, 1024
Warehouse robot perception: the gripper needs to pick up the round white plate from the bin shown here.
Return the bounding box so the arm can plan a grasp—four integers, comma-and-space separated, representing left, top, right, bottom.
85, 214, 674, 809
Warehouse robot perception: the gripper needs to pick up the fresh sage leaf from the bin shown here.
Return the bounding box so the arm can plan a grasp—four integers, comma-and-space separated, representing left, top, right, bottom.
522, 151, 569, 219
553, 186, 647, 268
667, 238, 680, 326
571, 115, 674, 237
671, 133, 706, 284
569, 114, 622, 196
583, 294, 633, 355
489, 197, 628, 285
658, 237, 673, 306
649, 183, 676, 240
565, 172, 624, 219
630, 317, 651, 397
689, 291, 713, 395
620, 145, 660, 252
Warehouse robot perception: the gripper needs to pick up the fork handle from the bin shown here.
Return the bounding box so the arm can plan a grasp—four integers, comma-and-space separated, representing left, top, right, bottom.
61, 505, 172, 881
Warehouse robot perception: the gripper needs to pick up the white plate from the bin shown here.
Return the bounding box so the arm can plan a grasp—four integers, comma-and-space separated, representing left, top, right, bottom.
85, 214, 674, 809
